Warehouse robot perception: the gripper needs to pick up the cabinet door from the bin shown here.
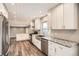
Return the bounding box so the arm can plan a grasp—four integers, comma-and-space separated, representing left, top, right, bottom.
35, 19, 37, 30
55, 43, 65, 56
56, 4, 64, 29
48, 12, 52, 29
32, 35, 36, 45
32, 35, 41, 50
52, 4, 64, 29
35, 18, 41, 30
35, 39, 41, 50
64, 4, 78, 29
48, 41, 56, 56
51, 7, 57, 29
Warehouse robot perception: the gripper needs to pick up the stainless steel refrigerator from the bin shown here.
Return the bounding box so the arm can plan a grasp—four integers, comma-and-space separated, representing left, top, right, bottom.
2, 15, 9, 55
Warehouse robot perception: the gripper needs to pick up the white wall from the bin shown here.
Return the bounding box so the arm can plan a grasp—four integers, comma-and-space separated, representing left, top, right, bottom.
9, 19, 31, 37
9, 18, 31, 26
10, 27, 26, 37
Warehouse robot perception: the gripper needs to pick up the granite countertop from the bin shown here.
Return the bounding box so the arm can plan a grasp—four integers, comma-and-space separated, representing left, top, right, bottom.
51, 36, 78, 47
36, 35, 78, 48
32, 33, 78, 48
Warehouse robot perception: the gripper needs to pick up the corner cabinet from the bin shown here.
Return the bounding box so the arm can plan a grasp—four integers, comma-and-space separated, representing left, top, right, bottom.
49, 3, 78, 29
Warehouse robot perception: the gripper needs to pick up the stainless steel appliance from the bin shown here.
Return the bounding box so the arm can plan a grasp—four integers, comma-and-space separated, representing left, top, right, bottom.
2, 15, 9, 55
41, 38, 48, 55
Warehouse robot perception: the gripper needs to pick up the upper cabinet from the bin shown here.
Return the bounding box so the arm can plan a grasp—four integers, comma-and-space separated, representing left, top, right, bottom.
63, 4, 78, 29
52, 4, 64, 29
30, 20, 35, 30
49, 3, 78, 29
35, 18, 41, 30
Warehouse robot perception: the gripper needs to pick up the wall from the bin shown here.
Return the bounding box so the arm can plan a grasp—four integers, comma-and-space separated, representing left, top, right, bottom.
10, 27, 26, 37
9, 18, 31, 38
9, 19, 31, 26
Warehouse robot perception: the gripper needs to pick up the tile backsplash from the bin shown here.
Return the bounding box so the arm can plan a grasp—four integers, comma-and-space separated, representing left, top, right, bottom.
50, 30, 79, 42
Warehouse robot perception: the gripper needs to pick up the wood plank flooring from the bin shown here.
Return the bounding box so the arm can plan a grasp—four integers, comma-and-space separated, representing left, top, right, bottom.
6, 39, 45, 56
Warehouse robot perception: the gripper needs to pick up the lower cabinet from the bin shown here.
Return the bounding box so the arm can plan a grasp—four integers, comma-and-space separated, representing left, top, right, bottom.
48, 41, 56, 56
48, 41, 78, 56
32, 35, 41, 50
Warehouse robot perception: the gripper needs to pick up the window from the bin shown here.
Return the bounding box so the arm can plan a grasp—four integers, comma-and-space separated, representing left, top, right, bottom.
42, 22, 48, 37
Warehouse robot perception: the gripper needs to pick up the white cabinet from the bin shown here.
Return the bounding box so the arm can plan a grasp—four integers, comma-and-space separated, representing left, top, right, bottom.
51, 6, 57, 29
16, 34, 30, 41
52, 4, 64, 29
32, 35, 41, 50
32, 35, 36, 45
48, 41, 56, 56
49, 3, 78, 29
54, 43, 66, 56
64, 4, 78, 29
48, 40, 78, 56
48, 12, 52, 29
48, 41, 66, 56
56, 4, 64, 29
30, 20, 34, 30
55, 42, 78, 56
35, 18, 41, 30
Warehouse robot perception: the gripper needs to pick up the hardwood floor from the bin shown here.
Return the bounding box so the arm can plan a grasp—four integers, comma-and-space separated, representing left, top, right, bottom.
6, 39, 45, 56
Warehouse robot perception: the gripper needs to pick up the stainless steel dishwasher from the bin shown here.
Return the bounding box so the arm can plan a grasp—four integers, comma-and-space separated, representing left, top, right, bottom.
41, 38, 48, 55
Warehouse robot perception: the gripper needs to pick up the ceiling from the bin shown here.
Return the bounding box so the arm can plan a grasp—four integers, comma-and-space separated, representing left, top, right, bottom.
5, 3, 59, 20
